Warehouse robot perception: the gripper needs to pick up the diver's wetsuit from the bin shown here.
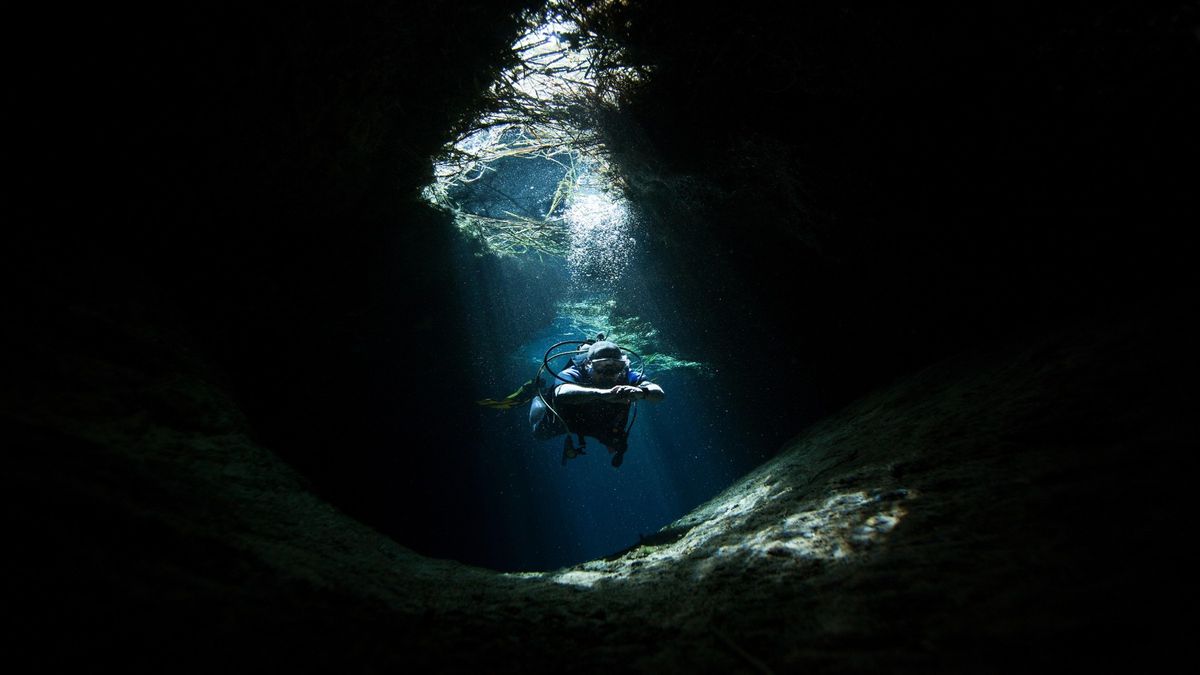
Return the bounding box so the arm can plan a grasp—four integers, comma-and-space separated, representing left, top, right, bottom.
529, 365, 646, 452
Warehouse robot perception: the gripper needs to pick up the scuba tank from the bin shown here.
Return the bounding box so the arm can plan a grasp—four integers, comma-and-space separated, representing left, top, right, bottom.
535, 333, 645, 466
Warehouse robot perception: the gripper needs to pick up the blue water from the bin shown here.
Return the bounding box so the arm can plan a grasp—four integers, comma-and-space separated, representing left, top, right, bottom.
460, 272, 753, 571
435, 144, 762, 571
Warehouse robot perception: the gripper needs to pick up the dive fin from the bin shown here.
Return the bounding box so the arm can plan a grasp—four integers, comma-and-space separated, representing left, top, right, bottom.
476, 379, 539, 409
561, 434, 587, 465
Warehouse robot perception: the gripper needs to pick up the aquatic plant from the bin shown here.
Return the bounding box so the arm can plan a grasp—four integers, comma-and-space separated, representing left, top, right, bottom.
555, 299, 705, 376
423, 0, 645, 259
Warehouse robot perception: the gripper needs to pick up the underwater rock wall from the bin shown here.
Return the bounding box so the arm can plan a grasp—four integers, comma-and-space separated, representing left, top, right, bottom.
7, 306, 1180, 672
5, 2, 1193, 671
8, 0, 538, 560
595, 3, 1197, 438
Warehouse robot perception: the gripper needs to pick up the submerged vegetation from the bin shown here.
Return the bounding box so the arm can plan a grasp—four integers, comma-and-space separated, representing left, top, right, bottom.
554, 299, 705, 376
423, 0, 644, 259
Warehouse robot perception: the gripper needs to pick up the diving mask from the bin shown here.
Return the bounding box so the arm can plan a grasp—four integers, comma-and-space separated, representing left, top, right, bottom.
589, 358, 628, 378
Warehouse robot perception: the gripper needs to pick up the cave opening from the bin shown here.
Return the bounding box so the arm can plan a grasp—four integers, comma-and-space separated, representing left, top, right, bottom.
418, 2, 755, 571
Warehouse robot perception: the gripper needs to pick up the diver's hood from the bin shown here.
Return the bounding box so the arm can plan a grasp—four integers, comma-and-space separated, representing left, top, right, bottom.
586, 340, 623, 361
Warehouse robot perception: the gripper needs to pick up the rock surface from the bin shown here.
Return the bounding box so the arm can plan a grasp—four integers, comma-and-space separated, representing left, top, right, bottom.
7, 308, 1181, 673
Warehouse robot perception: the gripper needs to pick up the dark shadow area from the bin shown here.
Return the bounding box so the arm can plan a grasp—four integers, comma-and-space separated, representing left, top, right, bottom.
594, 4, 1196, 445
8, 1, 536, 566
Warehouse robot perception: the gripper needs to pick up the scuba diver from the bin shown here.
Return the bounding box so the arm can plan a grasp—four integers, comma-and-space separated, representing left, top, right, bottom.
528, 335, 665, 468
